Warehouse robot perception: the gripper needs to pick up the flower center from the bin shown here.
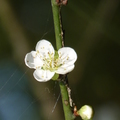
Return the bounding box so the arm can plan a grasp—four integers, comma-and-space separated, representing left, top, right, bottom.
41, 52, 62, 72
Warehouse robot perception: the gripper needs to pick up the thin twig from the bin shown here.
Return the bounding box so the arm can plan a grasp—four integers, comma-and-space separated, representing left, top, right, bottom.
51, 0, 75, 119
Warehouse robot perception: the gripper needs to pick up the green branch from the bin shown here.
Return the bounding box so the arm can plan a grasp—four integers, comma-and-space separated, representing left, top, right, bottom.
51, 0, 62, 50
59, 80, 75, 120
51, 0, 74, 120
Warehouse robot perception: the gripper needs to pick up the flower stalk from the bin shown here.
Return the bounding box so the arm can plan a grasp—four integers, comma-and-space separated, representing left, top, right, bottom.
51, 0, 74, 120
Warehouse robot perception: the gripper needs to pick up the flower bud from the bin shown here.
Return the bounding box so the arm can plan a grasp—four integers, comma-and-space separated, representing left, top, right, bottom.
78, 105, 93, 120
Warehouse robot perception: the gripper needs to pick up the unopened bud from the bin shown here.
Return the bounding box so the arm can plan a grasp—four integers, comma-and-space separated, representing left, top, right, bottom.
78, 105, 93, 120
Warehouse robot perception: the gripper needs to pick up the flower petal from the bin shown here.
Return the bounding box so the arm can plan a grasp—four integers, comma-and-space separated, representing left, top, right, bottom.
33, 69, 55, 82
25, 51, 43, 69
35, 39, 55, 58
56, 65, 75, 74
58, 47, 77, 67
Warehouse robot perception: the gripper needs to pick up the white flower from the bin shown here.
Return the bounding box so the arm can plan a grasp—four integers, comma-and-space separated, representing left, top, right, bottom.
25, 39, 77, 82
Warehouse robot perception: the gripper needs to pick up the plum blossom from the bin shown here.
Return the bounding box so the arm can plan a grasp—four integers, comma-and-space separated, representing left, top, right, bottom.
25, 39, 77, 82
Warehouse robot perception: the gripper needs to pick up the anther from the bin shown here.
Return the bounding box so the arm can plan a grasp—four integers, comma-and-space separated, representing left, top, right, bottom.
67, 56, 69, 60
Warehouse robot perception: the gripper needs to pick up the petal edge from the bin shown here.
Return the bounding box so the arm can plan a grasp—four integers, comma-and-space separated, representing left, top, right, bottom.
24, 51, 43, 69
33, 69, 55, 82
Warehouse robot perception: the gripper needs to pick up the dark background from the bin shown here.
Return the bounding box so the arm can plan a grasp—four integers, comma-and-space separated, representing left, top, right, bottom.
0, 0, 120, 120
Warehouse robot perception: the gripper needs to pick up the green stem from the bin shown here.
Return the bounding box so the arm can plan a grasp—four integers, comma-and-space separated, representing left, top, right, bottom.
51, 0, 74, 120
59, 81, 75, 120
51, 0, 62, 50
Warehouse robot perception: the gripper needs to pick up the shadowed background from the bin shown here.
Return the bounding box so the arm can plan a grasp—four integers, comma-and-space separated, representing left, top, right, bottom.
0, 0, 120, 120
